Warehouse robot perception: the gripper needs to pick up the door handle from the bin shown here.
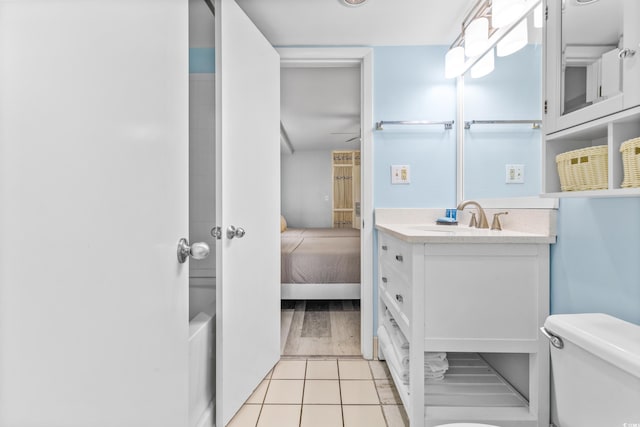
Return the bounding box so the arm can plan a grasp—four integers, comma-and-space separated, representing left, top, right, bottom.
211, 226, 222, 240
177, 238, 210, 264
226, 225, 246, 239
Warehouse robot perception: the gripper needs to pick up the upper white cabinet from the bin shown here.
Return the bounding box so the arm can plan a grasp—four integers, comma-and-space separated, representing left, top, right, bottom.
545, 0, 640, 134
542, 0, 640, 197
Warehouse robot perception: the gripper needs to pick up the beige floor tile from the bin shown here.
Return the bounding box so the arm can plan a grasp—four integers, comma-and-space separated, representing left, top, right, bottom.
303, 380, 341, 404
264, 380, 304, 404
338, 360, 372, 380
375, 379, 402, 404
227, 404, 261, 427
272, 360, 307, 379
340, 380, 380, 404
382, 405, 410, 427
342, 405, 386, 427
306, 360, 339, 379
369, 360, 391, 380
257, 404, 301, 427
246, 380, 269, 405
300, 404, 343, 427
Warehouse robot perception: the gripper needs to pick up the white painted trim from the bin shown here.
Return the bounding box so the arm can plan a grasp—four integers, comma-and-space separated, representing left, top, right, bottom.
281, 283, 360, 300
277, 47, 375, 360
456, 74, 465, 204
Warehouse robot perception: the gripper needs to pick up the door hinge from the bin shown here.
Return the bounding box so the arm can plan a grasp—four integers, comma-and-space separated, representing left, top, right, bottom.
545, 5, 548, 21
544, 100, 548, 114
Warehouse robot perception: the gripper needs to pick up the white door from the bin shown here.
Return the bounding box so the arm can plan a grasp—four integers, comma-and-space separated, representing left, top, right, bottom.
0, 1, 190, 426
215, 0, 281, 424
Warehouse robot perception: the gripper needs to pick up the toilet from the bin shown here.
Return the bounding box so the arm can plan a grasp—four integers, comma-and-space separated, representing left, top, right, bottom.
543, 313, 640, 427
434, 313, 640, 427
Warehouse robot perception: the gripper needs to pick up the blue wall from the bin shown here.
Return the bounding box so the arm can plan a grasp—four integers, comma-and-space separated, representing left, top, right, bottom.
463, 45, 542, 199
373, 46, 457, 209
551, 198, 640, 324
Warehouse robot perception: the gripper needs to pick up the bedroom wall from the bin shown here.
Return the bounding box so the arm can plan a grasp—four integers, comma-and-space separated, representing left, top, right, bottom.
281, 149, 333, 228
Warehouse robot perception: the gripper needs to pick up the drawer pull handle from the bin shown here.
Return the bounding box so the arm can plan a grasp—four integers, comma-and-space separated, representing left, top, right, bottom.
381, 277, 388, 283
395, 255, 403, 262
395, 294, 404, 303
381, 245, 388, 251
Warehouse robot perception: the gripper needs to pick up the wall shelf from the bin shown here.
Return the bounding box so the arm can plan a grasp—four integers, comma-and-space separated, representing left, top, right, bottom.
543, 106, 640, 196
542, 188, 640, 199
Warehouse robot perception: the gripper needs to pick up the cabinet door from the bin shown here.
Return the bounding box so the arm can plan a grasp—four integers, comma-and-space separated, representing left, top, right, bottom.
545, 0, 637, 134
622, 0, 640, 109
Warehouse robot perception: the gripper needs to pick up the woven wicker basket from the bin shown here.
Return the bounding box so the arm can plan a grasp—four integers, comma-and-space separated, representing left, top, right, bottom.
620, 137, 640, 188
556, 145, 608, 191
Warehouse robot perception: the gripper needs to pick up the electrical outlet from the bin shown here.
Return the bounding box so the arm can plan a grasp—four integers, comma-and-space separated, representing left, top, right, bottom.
391, 165, 410, 184
505, 164, 525, 184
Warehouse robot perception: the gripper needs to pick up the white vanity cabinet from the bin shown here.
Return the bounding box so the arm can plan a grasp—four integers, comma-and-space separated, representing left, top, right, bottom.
542, 0, 640, 197
377, 231, 550, 427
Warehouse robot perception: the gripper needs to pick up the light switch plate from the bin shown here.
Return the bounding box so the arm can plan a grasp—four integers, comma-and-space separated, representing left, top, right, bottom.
391, 165, 410, 184
505, 164, 524, 184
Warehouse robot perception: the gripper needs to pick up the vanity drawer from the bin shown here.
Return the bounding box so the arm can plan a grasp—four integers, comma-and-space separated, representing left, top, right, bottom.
379, 263, 412, 320
379, 233, 413, 279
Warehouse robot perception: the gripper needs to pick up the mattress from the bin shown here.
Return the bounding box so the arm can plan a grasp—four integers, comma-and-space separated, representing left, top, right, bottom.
281, 228, 361, 283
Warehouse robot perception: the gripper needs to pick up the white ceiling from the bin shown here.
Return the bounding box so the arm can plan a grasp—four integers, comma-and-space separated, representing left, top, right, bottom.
235, 0, 473, 46
235, 0, 476, 152
280, 67, 361, 152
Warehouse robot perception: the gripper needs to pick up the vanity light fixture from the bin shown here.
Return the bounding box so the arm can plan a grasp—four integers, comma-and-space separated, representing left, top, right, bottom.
471, 48, 495, 78
445, 46, 465, 79
465, 17, 489, 57
533, 3, 543, 28
492, 0, 526, 28
497, 19, 528, 57
444, 0, 542, 79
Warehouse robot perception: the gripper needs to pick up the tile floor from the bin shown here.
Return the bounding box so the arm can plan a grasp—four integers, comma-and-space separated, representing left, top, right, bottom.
227, 357, 409, 427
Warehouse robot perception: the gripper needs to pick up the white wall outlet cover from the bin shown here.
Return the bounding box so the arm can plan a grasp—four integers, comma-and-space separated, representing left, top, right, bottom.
391, 165, 410, 184
505, 164, 525, 184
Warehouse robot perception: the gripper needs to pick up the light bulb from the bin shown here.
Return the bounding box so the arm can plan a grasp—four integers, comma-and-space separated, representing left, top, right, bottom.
465, 17, 489, 58
445, 46, 465, 79
533, 3, 543, 28
492, 0, 526, 28
471, 48, 495, 78
497, 19, 528, 57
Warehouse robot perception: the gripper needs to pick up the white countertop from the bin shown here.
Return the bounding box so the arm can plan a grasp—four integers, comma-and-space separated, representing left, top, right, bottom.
375, 208, 557, 244
376, 223, 556, 244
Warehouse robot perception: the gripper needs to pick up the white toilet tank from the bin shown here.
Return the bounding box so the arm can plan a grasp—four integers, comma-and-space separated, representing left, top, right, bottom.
543, 313, 640, 427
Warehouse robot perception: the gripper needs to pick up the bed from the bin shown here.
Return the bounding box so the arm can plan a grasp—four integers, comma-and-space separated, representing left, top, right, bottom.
281, 227, 361, 300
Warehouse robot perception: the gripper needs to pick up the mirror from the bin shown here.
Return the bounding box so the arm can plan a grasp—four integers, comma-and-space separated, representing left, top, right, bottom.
462, 10, 543, 200
561, 0, 623, 115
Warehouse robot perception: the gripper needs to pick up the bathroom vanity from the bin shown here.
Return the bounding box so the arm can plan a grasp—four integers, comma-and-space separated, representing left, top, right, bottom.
375, 208, 557, 427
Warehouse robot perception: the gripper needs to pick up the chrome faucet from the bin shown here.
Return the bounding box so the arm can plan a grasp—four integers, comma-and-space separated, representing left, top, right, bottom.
456, 200, 489, 228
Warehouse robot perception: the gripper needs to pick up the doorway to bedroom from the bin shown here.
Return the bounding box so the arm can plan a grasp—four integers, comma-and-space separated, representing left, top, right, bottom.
279, 63, 363, 357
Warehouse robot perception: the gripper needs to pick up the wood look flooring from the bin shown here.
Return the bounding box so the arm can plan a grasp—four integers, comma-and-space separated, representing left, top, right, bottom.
281, 300, 361, 356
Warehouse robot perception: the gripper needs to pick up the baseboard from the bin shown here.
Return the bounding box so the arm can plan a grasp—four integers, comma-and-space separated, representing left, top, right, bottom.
281, 282, 360, 300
